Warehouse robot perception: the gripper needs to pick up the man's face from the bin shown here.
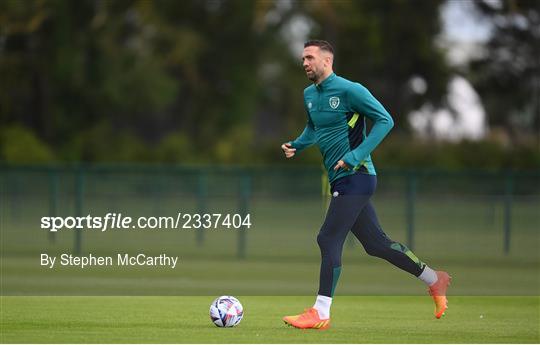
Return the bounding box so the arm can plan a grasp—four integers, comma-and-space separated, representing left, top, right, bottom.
302, 46, 331, 83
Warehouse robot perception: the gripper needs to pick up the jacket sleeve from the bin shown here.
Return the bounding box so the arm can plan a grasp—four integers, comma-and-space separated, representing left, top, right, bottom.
289, 104, 317, 153
342, 83, 394, 168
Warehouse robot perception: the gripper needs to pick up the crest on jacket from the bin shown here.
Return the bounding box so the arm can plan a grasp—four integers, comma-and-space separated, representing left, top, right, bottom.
329, 97, 340, 109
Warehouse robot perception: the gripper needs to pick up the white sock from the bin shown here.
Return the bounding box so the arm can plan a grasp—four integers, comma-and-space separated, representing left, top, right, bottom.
313, 295, 332, 319
418, 266, 438, 286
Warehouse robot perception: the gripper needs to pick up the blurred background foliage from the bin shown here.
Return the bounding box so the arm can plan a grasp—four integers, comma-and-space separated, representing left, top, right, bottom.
0, 0, 538, 169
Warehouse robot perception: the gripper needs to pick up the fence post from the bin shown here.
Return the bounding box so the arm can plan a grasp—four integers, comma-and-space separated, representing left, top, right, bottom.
196, 171, 208, 246
10, 173, 19, 221
0, 168, 4, 234
237, 172, 251, 259
74, 167, 84, 255
406, 172, 416, 250
48, 169, 59, 244
503, 173, 513, 254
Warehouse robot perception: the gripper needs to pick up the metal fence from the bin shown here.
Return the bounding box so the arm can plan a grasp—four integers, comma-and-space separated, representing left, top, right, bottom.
1, 164, 538, 258
1, 163, 539, 296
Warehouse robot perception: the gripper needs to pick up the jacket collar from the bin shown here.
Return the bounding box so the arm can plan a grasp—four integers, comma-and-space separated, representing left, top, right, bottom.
316, 72, 336, 90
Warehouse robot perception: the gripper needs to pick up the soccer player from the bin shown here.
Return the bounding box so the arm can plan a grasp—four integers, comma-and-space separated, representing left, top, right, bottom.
281, 40, 451, 330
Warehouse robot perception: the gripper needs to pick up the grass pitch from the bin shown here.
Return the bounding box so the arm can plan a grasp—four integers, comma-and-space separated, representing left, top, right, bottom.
1, 296, 538, 343
1, 169, 539, 343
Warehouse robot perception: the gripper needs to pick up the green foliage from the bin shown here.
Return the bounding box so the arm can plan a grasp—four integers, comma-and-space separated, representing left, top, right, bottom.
211, 124, 256, 164
62, 121, 150, 162
469, 0, 540, 141
0, 0, 452, 164
375, 135, 540, 170
154, 131, 193, 163
0, 125, 55, 163
98, 55, 178, 113
0, 0, 536, 167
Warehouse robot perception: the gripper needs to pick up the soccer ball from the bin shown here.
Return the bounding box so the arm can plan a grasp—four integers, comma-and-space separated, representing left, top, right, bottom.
209, 296, 243, 327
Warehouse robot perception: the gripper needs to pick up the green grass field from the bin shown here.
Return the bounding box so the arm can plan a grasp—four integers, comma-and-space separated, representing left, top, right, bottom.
1, 296, 538, 343
2, 169, 539, 343
2, 196, 538, 296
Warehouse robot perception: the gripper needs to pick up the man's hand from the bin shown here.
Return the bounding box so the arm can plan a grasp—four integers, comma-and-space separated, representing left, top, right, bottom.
281, 142, 296, 158
333, 160, 350, 171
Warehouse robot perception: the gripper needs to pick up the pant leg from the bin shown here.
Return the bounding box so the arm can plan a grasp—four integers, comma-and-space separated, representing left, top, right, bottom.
316, 173, 376, 297
317, 195, 368, 296
350, 202, 426, 277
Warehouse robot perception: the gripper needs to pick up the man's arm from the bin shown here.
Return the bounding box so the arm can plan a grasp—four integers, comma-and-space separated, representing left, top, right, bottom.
282, 111, 316, 158
289, 119, 316, 152
341, 83, 394, 168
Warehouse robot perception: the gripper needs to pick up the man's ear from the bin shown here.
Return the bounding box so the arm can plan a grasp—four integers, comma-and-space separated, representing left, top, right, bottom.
324, 55, 333, 67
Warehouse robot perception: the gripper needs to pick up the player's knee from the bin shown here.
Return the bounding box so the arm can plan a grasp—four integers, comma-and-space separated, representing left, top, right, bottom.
317, 232, 329, 250
317, 232, 340, 254
364, 244, 385, 258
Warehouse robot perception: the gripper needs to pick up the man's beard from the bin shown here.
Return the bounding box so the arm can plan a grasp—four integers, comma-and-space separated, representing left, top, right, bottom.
306, 69, 321, 82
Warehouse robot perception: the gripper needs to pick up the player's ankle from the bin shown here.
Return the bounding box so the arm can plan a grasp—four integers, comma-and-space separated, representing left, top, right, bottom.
419, 266, 438, 286
313, 295, 332, 319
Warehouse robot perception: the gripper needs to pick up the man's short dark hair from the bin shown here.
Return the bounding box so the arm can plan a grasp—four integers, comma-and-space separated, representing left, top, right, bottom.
304, 40, 334, 54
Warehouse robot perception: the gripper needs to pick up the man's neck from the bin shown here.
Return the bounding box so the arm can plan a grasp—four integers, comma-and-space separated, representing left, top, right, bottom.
315, 70, 334, 85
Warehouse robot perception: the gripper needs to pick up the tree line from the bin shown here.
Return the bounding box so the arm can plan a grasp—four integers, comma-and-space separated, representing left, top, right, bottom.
0, 0, 538, 169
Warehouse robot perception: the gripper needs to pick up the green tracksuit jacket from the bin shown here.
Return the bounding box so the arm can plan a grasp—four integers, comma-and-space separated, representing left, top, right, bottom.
290, 73, 394, 184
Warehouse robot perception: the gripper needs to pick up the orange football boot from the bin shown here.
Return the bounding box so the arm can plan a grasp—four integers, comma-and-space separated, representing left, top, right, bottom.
428, 271, 451, 318
283, 308, 330, 330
